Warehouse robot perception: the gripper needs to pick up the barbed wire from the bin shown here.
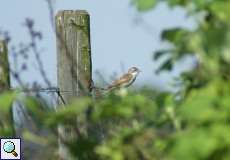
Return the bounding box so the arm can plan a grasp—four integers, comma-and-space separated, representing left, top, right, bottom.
10, 87, 66, 105
9, 85, 108, 105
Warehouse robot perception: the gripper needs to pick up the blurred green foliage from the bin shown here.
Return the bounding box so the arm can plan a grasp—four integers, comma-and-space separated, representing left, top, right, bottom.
132, 0, 230, 160
1, 0, 230, 159
131, 0, 157, 11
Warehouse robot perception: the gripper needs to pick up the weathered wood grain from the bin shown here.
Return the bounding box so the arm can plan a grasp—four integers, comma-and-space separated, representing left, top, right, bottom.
56, 10, 92, 160
56, 10, 92, 103
0, 40, 10, 91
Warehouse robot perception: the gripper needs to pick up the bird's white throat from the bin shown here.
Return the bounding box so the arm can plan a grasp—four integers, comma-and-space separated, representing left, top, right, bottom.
131, 71, 139, 77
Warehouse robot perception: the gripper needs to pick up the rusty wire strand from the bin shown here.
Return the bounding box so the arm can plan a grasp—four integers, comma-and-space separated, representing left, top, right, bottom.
10, 87, 66, 105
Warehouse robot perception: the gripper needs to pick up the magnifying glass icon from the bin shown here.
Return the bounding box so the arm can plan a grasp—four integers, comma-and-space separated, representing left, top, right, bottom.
3, 141, 18, 157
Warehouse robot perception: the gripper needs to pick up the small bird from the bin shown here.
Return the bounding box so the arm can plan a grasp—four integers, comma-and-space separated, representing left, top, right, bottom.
107, 67, 141, 90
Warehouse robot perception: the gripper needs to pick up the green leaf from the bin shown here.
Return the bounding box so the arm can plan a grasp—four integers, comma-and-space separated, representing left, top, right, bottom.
155, 58, 173, 73
210, 1, 230, 22
0, 91, 17, 136
161, 28, 190, 43
0, 91, 17, 113
46, 98, 91, 127
167, 0, 189, 7
153, 50, 171, 60
171, 128, 218, 160
132, 0, 158, 12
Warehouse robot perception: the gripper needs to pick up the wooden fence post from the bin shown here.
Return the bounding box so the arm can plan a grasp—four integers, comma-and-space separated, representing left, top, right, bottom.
55, 10, 92, 159
0, 40, 10, 91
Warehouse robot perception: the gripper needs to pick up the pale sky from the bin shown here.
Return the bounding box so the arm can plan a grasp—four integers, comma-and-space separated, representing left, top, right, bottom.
0, 0, 195, 91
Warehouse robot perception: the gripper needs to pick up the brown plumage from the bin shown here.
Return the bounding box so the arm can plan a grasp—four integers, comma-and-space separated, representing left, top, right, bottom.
107, 67, 141, 90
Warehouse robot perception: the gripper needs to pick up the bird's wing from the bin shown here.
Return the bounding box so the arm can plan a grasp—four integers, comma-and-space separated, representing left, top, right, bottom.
107, 73, 133, 89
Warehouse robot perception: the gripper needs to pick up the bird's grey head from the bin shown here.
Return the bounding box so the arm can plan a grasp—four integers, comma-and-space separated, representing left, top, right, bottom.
128, 67, 141, 75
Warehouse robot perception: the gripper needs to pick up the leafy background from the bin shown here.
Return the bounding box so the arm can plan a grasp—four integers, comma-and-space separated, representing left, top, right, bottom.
1, 0, 230, 159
